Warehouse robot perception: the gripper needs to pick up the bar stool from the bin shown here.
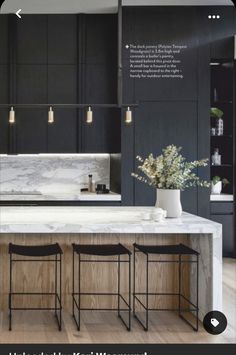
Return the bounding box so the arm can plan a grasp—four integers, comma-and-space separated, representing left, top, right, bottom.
72, 243, 132, 331
133, 243, 199, 331
9, 243, 63, 331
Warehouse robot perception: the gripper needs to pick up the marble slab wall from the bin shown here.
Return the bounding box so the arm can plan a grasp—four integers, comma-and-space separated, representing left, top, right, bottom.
0, 154, 110, 194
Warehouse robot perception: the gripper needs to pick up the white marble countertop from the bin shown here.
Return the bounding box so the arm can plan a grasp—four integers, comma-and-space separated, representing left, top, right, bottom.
0, 191, 121, 202
210, 194, 234, 202
0, 206, 222, 234
0, 206, 223, 318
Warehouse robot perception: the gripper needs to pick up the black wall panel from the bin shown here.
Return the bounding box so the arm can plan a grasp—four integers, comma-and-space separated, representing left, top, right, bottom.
0, 15, 8, 64
84, 15, 117, 65
48, 15, 77, 64
48, 65, 77, 103
84, 64, 117, 104
0, 65, 9, 103
16, 65, 47, 103
1, 14, 119, 154
123, 7, 199, 102
134, 101, 198, 213
16, 15, 47, 64
0, 15, 9, 153
80, 15, 120, 153
210, 6, 236, 59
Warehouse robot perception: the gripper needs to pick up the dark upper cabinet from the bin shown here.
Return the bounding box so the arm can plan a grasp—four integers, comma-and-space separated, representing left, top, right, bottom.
0, 15, 8, 64
48, 15, 77, 65
48, 65, 77, 103
1, 14, 119, 154
0, 65, 9, 104
134, 101, 198, 214
15, 64, 47, 153
123, 7, 199, 101
16, 15, 47, 64
16, 109, 48, 154
0, 66, 9, 153
80, 14, 119, 154
0, 16, 9, 153
210, 6, 236, 59
16, 65, 47, 103
84, 64, 117, 104
84, 15, 117, 65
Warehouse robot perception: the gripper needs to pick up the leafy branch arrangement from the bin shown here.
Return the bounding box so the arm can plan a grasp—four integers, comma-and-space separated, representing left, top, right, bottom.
210, 107, 224, 119
132, 145, 210, 190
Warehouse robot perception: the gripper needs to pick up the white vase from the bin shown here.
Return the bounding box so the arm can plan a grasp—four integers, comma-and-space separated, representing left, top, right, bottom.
155, 189, 182, 218
211, 181, 222, 195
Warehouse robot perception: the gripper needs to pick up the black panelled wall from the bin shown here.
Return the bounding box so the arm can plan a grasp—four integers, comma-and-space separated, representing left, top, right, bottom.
0, 14, 120, 154
121, 6, 236, 217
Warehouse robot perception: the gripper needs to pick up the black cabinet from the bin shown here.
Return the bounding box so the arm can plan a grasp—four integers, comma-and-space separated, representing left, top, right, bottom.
134, 101, 198, 213
80, 15, 120, 153
210, 6, 236, 59
211, 211, 234, 257
122, 6, 211, 214
48, 15, 77, 65
0, 15, 9, 153
0, 14, 120, 154
211, 202, 235, 257
16, 15, 47, 64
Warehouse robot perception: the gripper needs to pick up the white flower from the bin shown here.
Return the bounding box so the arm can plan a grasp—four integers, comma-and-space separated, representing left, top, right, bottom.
132, 145, 210, 190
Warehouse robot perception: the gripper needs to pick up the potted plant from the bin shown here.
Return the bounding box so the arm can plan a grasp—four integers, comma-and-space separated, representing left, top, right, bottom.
132, 145, 210, 218
211, 176, 229, 195
210, 107, 224, 136
210, 107, 224, 119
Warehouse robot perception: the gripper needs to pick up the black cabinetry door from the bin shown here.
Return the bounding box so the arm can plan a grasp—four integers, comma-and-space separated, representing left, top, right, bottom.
211, 202, 235, 257
210, 6, 236, 59
15, 16, 48, 153
80, 15, 120, 154
211, 214, 234, 257
1, 14, 120, 154
134, 101, 198, 213
0, 15, 9, 153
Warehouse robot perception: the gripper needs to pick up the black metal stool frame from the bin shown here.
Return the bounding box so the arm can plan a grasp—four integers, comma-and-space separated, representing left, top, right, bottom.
133, 244, 199, 332
72, 245, 131, 331
9, 249, 62, 331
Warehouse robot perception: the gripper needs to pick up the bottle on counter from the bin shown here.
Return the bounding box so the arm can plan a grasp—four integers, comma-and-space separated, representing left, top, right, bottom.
92, 180, 96, 193
212, 148, 221, 166
88, 174, 93, 192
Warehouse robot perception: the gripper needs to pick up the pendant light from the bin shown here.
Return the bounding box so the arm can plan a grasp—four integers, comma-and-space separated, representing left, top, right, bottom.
9, 107, 15, 124
86, 106, 93, 124
125, 106, 132, 124
48, 106, 54, 124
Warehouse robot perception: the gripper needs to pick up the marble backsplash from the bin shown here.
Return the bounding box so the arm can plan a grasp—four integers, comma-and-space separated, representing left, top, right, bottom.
0, 154, 110, 194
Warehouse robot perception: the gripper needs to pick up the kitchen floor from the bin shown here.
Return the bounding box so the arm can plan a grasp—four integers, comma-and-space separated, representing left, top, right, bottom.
0, 259, 235, 344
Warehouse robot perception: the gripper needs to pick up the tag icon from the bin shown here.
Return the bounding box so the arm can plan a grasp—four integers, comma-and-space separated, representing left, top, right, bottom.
210, 318, 219, 328
203, 311, 227, 335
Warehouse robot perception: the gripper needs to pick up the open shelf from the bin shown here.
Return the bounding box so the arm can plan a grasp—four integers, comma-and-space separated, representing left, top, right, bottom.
210, 59, 234, 196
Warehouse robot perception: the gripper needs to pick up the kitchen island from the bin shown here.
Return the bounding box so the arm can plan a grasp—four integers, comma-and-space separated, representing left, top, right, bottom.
0, 206, 222, 321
